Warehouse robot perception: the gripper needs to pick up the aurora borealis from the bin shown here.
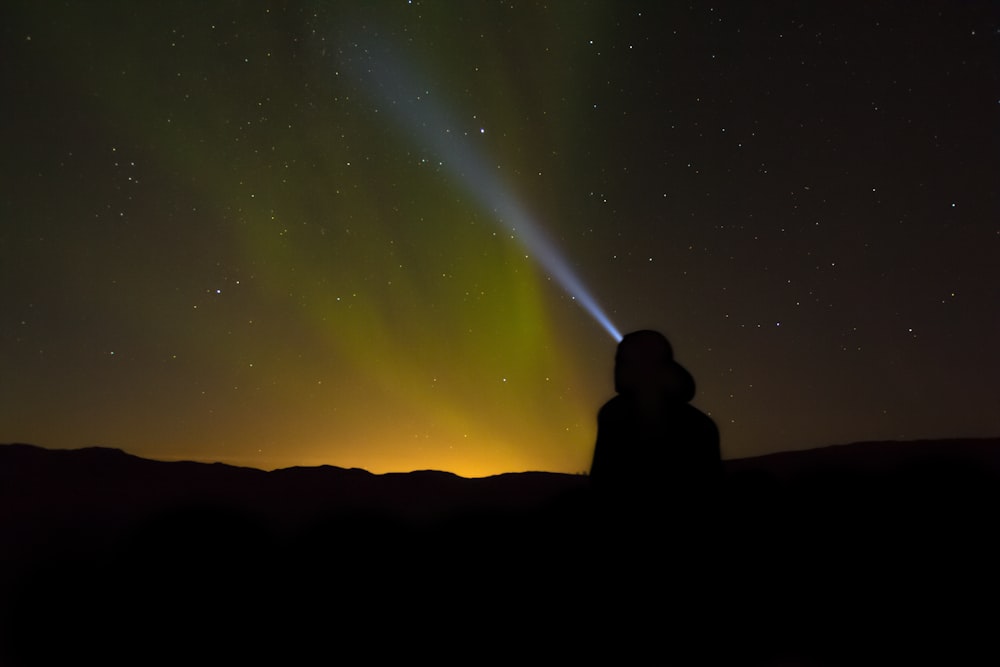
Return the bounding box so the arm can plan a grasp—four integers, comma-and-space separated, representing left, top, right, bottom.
2, 2, 998, 476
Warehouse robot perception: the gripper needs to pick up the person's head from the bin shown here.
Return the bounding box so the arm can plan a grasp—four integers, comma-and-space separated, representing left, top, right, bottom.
614, 330, 695, 402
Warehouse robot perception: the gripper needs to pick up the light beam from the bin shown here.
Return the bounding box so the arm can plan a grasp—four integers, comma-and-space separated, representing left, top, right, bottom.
342, 37, 623, 342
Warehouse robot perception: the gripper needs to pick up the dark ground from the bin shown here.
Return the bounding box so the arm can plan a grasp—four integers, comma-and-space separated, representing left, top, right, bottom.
2, 438, 999, 665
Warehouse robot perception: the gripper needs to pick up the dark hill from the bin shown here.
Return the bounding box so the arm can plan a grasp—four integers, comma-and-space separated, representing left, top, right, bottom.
2, 438, 998, 665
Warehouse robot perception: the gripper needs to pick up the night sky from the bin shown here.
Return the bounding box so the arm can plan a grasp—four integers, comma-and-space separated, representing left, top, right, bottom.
2, 1, 998, 477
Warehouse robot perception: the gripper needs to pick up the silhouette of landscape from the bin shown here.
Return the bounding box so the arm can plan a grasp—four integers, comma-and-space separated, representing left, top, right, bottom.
2, 438, 999, 665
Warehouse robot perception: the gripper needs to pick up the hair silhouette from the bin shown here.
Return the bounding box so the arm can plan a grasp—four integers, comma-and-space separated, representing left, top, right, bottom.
590, 330, 721, 509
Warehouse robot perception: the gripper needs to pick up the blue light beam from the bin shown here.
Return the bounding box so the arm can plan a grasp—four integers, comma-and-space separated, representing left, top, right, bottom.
342, 37, 623, 343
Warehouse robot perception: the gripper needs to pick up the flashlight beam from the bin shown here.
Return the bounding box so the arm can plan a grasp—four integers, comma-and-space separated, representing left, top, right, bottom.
343, 37, 623, 342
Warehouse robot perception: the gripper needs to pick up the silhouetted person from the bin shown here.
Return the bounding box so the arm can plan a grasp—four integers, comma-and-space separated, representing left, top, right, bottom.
590, 330, 721, 513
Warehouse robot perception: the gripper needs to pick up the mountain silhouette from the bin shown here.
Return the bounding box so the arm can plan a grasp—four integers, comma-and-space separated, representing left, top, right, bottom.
2, 438, 998, 665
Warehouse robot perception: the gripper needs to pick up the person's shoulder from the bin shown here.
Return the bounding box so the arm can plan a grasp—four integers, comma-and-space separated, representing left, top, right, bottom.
597, 394, 629, 421
598, 394, 626, 412
681, 403, 719, 430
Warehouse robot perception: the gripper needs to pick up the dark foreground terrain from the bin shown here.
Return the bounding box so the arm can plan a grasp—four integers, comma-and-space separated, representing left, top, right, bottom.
2, 438, 999, 665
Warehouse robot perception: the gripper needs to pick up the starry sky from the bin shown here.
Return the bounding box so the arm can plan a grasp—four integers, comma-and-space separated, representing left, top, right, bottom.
2, 1, 998, 477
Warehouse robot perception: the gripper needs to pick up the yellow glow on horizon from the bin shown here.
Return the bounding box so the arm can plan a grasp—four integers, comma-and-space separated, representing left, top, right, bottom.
147, 430, 595, 479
